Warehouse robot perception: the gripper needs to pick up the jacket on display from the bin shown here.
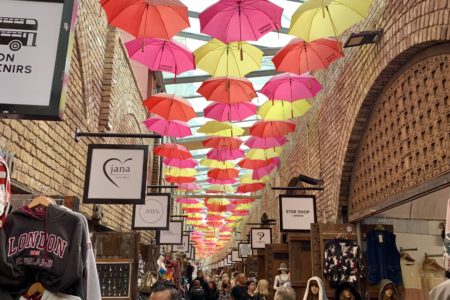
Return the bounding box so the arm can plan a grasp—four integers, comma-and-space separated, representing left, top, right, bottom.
323, 239, 364, 288
333, 282, 361, 300
365, 230, 402, 285
302, 276, 328, 300
0, 204, 87, 298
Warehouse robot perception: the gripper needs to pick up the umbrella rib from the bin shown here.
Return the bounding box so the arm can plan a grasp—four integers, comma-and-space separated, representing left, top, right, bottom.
154, 5, 171, 39
305, 42, 329, 69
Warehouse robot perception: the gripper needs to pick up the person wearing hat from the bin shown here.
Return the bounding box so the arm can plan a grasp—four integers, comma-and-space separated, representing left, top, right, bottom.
273, 263, 290, 291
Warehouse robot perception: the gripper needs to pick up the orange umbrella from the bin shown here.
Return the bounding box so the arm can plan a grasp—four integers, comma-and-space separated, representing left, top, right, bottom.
208, 168, 239, 180
238, 158, 279, 170
165, 176, 196, 183
250, 120, 296, 137
154, 143, 192, 159
203, 137, 243, 150
143, 93, 196, 122
237, 183, 266, 193
197, 77, 257, 103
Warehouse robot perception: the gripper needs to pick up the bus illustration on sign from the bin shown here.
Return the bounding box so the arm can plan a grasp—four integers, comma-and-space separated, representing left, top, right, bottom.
0, 17, 38, 51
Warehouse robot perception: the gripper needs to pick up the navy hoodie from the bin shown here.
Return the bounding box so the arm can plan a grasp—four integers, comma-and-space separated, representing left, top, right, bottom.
0, 204, 86, 298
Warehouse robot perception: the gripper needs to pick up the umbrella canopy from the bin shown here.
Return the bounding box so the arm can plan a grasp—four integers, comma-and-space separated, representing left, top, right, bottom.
246, 147, 283, 160
240, 174, 270, 184
238, 157, 280, 170
231, 198, 256, 205
176, 198, 200, 204
252, 163, 278, 179
250, 120, 296, 137
232, 210, 250, 216
154, 143, 192, 159
197, 121, 245, 137
165, 175, 196, 183
245, 136, 289, 149
237, 183, 265, 193
164, 167, 197, 177
202, 137, 243, 150
258, 99, 312, 120
199, 0, 283, 43
273, 38, 343, 75
261, 73, 322, 100
206, 149, 245, 161
144, 116, 191, 138
207, 178, 238, 184
200, 159, 235, 169
125, 38, 194, 75
204, 102, 257, 122
183, 207, 205, 213
197, 77, 257, 104
289, 0, 374, 41
208, 168, 239, 180
177, 183, 202, 191
194, 39, 263, 77
206, 185, 236, 194
143, 93, 196, 122
163, 158, 198, 168
100, 0, 190, 39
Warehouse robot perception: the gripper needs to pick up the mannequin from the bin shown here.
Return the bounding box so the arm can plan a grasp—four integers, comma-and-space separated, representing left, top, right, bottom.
273, 263, 290, 291
303, 277, 328, 300
378, 279, 398, 300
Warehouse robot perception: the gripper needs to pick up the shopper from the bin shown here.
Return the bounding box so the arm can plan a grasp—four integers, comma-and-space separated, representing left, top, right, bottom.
219, 273, 230, 290
149, 282, 181, 300
274, 286, 296, 300
231, 272, 239, 287
303, 277, 327, 300
219, 281, 231, 300
231, 273, 247, 300
255, 279, 269, 300
243, 279, 260, 300
187, 262, 195, 283
207, 280, 220, 300
190, 270, 210, 296
190, 280, 206, 300
378, 279, 398, 300
334, 282, 361, 300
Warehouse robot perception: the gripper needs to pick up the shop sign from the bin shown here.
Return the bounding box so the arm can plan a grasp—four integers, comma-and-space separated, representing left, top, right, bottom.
227, 253, 232, 265
224, 257, 230, 266
231, 250, 242, 262
186, 244, 192, 259
132, 193, 170, 230
0, 0, 77, 120
172, 235, 190, 253
279, 195, 317, 232
83, 144, 148, 205
251, 228, 272, 249
156, 220, 183, 245
238, 243, 252, 258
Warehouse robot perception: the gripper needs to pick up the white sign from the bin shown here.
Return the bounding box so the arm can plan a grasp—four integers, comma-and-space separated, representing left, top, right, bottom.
238, 243, 252, 258
251, 228, 272, 249
279, 195, 316, 231
133, 194, 170, 230
157, 221, 183, 245
227, 254, 232, 264
172, 235, 190, 253
231, 250, 242, 262
83, 145, 148, 204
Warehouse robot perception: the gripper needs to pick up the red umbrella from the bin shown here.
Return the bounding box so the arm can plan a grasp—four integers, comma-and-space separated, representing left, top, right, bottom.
143, 93, 196, 122
250, 121, 296, 137
231, 198, 256, 205
232, 210, 250, 216
207, 178, 238, 185
237, 183, 266, 193
154, 143, 192, 159
197, 77, 257, 103
208, 168, 239, 180
165, 176, 196, 183
238, 158, 279, 170
245, 136, 288, 149
183, 208, 204, 213
272, 38, 343, 75
202, 137, 243, 150
100, 0, 190, 39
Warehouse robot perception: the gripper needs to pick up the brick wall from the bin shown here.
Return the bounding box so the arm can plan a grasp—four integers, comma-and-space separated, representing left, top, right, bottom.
258, 0, 450, 243
0, 0, 157, 242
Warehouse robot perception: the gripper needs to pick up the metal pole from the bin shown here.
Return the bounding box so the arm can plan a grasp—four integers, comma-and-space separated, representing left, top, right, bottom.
147, 185, 178, 189
172, 194, 262, 199
75, 129, 162, 141
271, 187, 324, 191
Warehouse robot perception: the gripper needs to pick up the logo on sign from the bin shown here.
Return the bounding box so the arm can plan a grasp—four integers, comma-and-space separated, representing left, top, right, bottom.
102, 158, 133, 188
138, 198, 164, 224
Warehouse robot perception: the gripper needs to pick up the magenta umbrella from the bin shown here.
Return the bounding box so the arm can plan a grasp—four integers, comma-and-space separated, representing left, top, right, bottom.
252, 163, 278, 180
204, 102, 257, 122
125, 38, 195, 75
261, 73, 322, 100
144, 116, 192, 138
207, 178, 238, 184
177, 183, 202, 191
245, 136, 289, 149
163, 158, 198, 168
207, 149, 244, 161
176, 198, 200, 204
199, 0, 283, 43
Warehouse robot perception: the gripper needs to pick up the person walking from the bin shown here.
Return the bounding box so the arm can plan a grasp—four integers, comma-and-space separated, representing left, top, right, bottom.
190, 280, 206, 300
255, 279, 269, 300
243, 279, 260, 300
302, 277, 328, 300
190, 270, 210, 297
207, 280, 220, 300
231, 273, 247, 300
219, 280, 231, 300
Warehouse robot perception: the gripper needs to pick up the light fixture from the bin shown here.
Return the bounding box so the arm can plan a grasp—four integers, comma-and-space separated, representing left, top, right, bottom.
344, 30, 383, 48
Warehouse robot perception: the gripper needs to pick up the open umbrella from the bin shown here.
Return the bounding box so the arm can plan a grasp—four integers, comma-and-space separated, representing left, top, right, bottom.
289, 0, 374, 41
258, 99, 312, 120
240, 174, 270, 184
252, 163, 278, 180
231, 198, 256, 205
125, 38, 194, 75
177, 183, 202, 191
183, 207, 205, 213
144, 116, 192, 138
250, 120, 296, 137
207, 149, 244, 161
197, 121, 245, 137
143, 93, 196, 122
237, 183, 265, 193
208, 168, 239, 180
197, 77, 257, 103
176, 198, 200, 205
163, 158, 198, 168
202, 137, 243, 150
200, 159, 235, 169
245, 136, 289, 149
165, 175, 196, 183
246, 147, 283, 160
100, 0, 190, 39
206, 185, 236, 194
194, 39, 263, 77
261, 73, 322, 100
154, 143, 192, 159
273, 38, 343, 75
164, 168, 197, 177
238, 157, 280, 170
207, 178, 238, 185
204, 102, 257, 122
199, 0, 283, 43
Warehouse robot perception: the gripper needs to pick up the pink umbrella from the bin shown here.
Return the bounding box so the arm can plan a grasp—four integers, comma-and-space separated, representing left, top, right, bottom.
252, 163, 278, 180
199, 0, 283, 43
176, 198, 200, 204
207, 178, 238, 184
204, 102, 257, 122
245, 136, 288, 149
125, 38, 195, 75
261, 73, 322, 100
163, 158, 198, 168
207, 149, 244, 161
144, 116, 192, 138
177, 183, 202, 191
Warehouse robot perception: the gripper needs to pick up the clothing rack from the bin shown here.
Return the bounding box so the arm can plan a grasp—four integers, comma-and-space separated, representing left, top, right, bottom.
400, 247, 418, 252
425, 253, 443, 258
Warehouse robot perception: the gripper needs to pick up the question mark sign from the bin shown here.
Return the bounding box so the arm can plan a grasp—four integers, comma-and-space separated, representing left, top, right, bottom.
258, 232, 265, 241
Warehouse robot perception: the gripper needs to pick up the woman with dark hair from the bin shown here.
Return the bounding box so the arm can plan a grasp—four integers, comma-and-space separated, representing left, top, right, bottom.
243, 280, 260, 300
219, 281, 231, 300
207, 280, 220, 300
303, 277, 328, 300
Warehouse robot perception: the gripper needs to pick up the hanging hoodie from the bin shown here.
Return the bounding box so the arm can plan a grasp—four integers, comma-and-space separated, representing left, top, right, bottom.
334, 282, 361, 300
377, 279, 398, 300
0, 204, 87, 298
302, 276, 328, 300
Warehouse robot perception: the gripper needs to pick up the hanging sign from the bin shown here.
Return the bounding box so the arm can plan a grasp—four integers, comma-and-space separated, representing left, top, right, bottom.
231, 250, 242, 262
83, 144, 148, 204
0, 0, 77, 120
156, 220, 184, 245
251, 228, 272, 249
279, 195, 317, 232
238, 243, 252, 258
132, 193, 170, 230
227, 253, 232, 265
172, 235, 190, 253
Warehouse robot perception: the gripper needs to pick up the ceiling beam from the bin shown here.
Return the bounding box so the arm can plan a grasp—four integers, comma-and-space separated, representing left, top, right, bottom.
164, 69, 277, 85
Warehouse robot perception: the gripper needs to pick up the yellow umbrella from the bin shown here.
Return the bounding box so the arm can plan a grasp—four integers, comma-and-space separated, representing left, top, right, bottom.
289, 0, 374, 41
207, 198, 231, 205
200, 159, 235, 169
197, 121, 245, 137
194, 39, 263, 77
207, 184, 236, 193
164, 167, 197, 177
246, 147, 283, 160
258, 100, 312, 120
240, 174, 270, 184
181, 203, 204, 208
